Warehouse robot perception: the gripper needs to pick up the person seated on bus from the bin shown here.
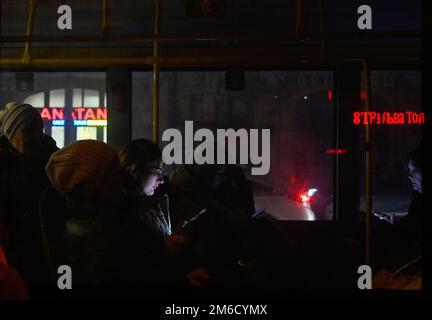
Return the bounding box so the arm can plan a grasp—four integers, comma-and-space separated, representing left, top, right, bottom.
171, 161, 302, 288
0, 102, 58, 288
0, 136, 24, 253
119, 139, 171, 237
45, 140, 180, 289
399, 145, 423, 243
216, 164, 255, 221
0, 102, 58, 199
372, 145, 423, 274
168, 162, 263, 287
168, 161, 260, 260
375, 145, 423, 243
169, 160, 255, 225
372, 145, 423, 288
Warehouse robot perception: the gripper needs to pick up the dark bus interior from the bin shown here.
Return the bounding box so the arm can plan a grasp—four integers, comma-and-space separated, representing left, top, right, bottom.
0, 0, 426, 299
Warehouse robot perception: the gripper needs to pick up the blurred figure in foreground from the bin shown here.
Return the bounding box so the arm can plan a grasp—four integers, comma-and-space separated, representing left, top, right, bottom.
0, 102, 58, 289
44, 140, 179, 289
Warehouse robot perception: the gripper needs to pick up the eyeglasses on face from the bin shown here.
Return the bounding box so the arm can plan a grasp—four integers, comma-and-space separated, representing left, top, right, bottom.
148, 166, 164, 176
405, 165, 421, 176
134, 161, 164, 175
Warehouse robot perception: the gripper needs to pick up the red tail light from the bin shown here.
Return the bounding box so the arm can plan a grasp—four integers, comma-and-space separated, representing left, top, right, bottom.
299, 193, 310, 203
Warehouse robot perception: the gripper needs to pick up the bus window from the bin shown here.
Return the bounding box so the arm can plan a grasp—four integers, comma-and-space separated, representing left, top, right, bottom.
0, 72, 107, 147
359, 71, 422, 219
132, 70, 335, 221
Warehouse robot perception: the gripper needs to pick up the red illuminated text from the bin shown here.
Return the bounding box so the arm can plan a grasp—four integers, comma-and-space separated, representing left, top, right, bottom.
71, 108, 107, 120
326, 149, 347, 154
353, 111, 424, 125
39, 107, 107, 121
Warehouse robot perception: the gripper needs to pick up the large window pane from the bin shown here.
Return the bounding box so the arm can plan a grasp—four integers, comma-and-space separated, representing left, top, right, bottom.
133, 71, 335, 221
83, 89, 100, 108
49, 89, 65, 107
76, 126, 97, 141
51, 126, 65, 148
24, 92, 44, 107
359, 71, 422, 217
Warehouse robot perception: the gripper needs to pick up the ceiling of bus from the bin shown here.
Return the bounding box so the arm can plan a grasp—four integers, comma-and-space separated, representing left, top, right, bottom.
0, 0, 422, 68
0, 0, 421, 36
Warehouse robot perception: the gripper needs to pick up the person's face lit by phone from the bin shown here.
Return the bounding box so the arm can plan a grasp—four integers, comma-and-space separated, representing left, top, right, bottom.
407, 160, 422, 194
132, 159, 164, 196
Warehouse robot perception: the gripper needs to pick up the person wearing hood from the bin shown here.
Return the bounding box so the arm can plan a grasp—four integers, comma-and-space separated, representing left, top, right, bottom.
44, 140, 182, 291
0, 102, 58, 290
0, 102, 58, 229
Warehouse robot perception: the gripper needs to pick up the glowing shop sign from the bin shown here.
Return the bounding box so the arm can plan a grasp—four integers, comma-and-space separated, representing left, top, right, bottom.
40, 108, 64, 120
353, 111, 424, 125
38, 107, 107, 127
52, 120, 65, 126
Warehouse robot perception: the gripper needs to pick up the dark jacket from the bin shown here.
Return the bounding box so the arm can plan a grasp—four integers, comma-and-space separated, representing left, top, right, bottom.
0, 135, 58, 287
42, 140, 183, 290
57, 196, 176, 288
395, 192, 422, 244
373, 192, 423, 271
0, 134, 58, 233
0, 136, 28, 238
169, 164, 255, 286
128, 194, 172, 237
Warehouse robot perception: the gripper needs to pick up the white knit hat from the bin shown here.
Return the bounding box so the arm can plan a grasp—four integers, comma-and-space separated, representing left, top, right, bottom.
0, 102, 43, 140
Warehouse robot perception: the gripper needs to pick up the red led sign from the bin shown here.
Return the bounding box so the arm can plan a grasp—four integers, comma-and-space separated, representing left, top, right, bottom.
353, 111, 424, 125
39, 107, 107, 121
71, 108, 107, 120
326, 148, 347, 155
327, 90, 367, 101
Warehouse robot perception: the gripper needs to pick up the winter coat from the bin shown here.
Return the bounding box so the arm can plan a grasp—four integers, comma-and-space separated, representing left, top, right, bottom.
44, 140, 180, 289
129, 193, 172, 237
58, 196, 174, 288
0, 134, 58, 287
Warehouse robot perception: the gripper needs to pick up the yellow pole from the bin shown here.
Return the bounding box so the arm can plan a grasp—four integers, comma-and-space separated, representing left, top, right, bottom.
363, 60, 372, 267
296, 0, 304, 36
22, 0, 38, 64
152, 0, 161, 144
102, 0, 112, 36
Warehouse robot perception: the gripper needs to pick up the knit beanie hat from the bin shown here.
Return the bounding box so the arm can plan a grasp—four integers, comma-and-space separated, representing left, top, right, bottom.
45, 140, 121, 202
0, 102, 43, 140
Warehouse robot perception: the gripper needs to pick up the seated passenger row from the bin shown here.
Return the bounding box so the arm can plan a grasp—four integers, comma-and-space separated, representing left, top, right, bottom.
0, 102, 275, 298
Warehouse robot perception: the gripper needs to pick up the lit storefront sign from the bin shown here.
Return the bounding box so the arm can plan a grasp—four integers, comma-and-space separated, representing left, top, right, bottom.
38, 107, 107, 127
